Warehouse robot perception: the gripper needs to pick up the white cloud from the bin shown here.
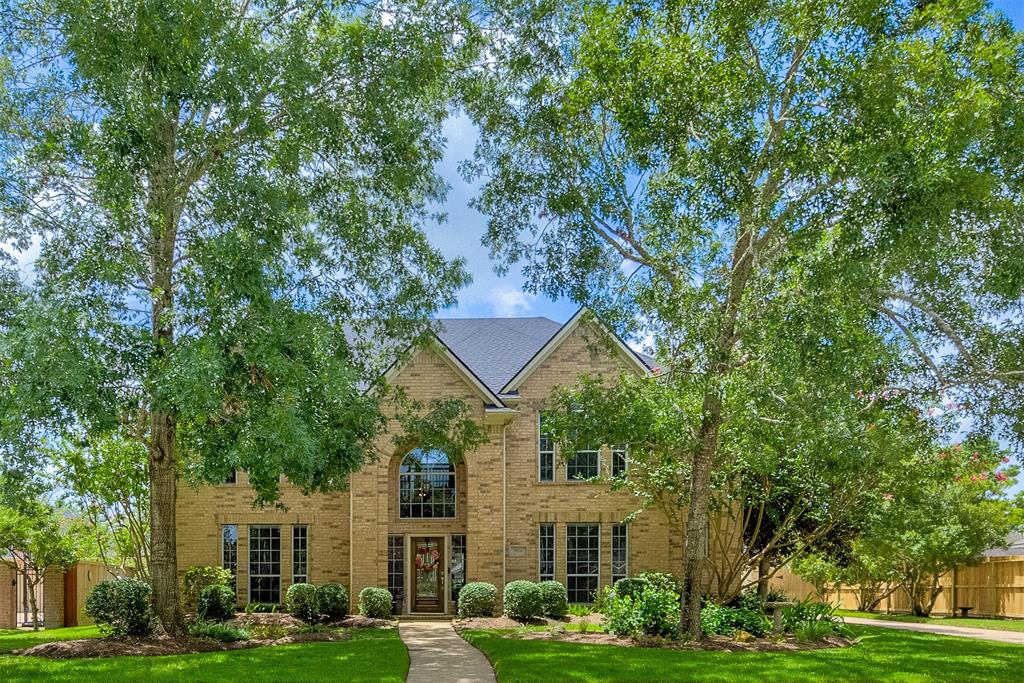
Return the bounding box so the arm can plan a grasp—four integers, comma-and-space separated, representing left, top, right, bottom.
489, 287, 535, 317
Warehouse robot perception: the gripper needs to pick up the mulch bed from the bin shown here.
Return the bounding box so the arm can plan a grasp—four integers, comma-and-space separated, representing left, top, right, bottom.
453, 613, 603, 630
14, 630, 351, 660
326, 615, 397, 629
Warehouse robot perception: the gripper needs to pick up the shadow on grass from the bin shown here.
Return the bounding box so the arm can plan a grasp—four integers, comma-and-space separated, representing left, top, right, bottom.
462, 626, 1022, 682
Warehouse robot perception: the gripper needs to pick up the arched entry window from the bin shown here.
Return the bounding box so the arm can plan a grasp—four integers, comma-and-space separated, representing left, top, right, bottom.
399, 448, 456, 518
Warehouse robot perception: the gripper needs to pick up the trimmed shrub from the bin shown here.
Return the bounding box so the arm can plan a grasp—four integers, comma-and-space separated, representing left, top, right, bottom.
85, 578, 153, 637
316, 583, 349, 620
503, 580, 541, 621
197, 584, 236, 622
358, 587, 393, 619
458, 582, 497, 618
538, 581, 568, 619
700, 603, 772, 638
603, 582, 680, 638
610, 577, 645, 601
182, 565, 233, 614
286, 583, 319, 622
188, 620, 250, 642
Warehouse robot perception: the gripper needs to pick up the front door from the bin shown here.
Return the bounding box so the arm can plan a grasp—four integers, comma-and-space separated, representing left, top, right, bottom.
411, 537, 444, 612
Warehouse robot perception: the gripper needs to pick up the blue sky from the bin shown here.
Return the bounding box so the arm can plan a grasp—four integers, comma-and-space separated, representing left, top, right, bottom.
428, 0, 1024, 325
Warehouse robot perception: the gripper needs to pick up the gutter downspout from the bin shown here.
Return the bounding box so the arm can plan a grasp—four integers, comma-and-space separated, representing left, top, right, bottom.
502, 423, 508, 589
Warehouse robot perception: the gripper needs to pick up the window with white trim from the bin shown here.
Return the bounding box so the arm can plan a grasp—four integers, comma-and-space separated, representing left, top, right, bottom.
611, 445, 628, 478
566, 524, 599, 603
538, 413, 554, 482
249, 525, 281, 604
567, 448, 599, 481
538, 524, 555, 581
399, 448, 456, 518
222, 525, 237, 593
292, 525, 307, 584
611, 523, 628, 585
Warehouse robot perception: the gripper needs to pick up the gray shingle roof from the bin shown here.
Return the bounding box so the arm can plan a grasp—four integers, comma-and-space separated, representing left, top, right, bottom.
435, 317, 564, 394
984, 532, 1024, 557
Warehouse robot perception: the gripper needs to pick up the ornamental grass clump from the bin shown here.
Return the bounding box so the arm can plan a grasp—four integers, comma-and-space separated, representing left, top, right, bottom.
358, 587, 393, 619
458, 582, 497, 617
503, 580, 542, 621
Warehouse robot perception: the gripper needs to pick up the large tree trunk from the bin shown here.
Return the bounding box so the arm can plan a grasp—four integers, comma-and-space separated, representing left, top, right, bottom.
27, 572, 40, 631
757, 555, 772, 600
680, 391, 723, 638
149, 410, 183, 634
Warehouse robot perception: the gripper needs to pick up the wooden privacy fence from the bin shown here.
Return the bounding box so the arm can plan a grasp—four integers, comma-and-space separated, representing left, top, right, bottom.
770, 555, 1024, 619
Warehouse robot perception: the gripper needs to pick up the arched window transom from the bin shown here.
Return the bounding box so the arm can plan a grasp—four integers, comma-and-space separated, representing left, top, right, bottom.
399, 448, 456, 519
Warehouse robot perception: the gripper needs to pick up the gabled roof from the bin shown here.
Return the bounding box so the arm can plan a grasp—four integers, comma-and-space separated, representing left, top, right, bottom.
371, 310, 655, 401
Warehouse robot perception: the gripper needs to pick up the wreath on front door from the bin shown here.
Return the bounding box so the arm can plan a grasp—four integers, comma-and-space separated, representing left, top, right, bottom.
415, 547, 440, 571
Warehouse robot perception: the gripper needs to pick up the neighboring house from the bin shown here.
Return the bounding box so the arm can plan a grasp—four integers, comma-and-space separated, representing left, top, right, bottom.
983, 532, 1024, 558
175, 309, 701, 615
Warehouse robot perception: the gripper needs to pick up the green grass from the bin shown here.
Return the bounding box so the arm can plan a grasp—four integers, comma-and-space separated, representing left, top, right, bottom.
0, 629, 407, 682
0, 626, 102, 653
838, 609, 1024, 633
461, 626, 1023, 682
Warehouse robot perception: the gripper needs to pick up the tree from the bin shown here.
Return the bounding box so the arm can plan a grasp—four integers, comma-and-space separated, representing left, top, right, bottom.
0, 0, 481, 633
464, 0, 1024, 636
857, 439, 1019, 616
53, 433, 151, 579
0, 502, 84, 630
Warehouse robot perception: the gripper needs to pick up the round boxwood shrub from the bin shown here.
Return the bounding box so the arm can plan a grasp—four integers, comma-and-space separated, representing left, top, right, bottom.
182, 565, 233, 614
286, 583, 319, 622
316, 583, 349, 620
197, 584, 235, 622
85, 578, 153, 637
503, 580, 541, 621
537, 581, 568, 619
358, 587, 393, 619
457, 582, 497, 617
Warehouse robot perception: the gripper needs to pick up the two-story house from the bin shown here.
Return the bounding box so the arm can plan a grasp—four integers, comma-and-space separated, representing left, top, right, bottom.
175, 309, 692, 615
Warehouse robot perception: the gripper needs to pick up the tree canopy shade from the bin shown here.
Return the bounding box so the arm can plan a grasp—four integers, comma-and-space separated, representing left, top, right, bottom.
0, 0, 482, 633
464, 0, 1024, 636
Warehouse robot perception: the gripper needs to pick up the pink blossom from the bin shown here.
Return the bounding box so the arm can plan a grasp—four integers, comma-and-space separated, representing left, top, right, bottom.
996, 472, 1009, 482
882, 493, 894, 501
1002, 456, 1010, 464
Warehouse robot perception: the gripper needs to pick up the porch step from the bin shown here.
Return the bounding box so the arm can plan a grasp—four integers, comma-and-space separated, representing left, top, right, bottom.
399, 614, 453, 622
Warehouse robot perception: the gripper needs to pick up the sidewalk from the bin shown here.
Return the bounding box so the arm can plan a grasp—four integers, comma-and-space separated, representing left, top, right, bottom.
399, 621, 497, 683
845, 617, 1024, 645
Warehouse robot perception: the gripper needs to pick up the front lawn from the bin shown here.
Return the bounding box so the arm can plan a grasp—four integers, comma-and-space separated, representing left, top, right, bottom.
0, 628, 407, 682
837, 609, 1024, 633
461, 626, 1022, 682
0, 626, 102, 653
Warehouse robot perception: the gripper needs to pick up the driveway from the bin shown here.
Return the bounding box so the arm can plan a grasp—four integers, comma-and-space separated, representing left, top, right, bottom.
845, 617, 1024, 645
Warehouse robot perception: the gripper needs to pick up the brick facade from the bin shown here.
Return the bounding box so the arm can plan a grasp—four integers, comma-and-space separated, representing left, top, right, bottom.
176, 318, 725, 614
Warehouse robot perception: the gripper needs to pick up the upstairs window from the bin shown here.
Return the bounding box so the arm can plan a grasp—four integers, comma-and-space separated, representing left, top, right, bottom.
567, 448, 599, 481
611, 446, 628, 478
399, 448, 456, 518
538, 413, 555, 482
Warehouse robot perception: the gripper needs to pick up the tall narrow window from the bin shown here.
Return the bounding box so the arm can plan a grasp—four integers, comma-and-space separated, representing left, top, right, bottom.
566, 524, 599, 603
538, 524, 555, 582
567, 448, 599, 481
292, 525, 308, 584
388, 535, 404, 615
450, 535, 466, 603
611, 446, 628, 478
248, 525, 281, 604
538, 412, 554, 482
612, 524, 628, 585
222, 525, 238, 593
224, 470, 237, 484
399, 448, 456, 518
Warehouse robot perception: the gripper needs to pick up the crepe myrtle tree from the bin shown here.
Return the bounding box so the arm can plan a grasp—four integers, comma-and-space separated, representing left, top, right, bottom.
0, 0, 482, 634
464, 0, 1024, 636
856, 438, 1020, 617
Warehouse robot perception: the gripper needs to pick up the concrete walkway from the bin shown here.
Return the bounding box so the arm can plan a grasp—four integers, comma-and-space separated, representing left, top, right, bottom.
845, 617, 1024, 644
400, 621, 497, 683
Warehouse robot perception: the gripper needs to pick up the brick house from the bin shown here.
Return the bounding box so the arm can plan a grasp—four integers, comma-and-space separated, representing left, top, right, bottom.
176, 308, 697, 615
